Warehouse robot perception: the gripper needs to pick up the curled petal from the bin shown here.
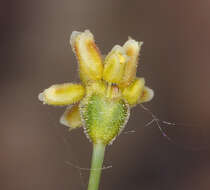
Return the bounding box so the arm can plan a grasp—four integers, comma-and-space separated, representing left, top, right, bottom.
103, 45, 128, 84
139, 86, 154, 103
60, 104, 82, 129
38, 83, 85, 106
122, 78, 145, 106
119, 38, 143, 87
70, 30, 103, 83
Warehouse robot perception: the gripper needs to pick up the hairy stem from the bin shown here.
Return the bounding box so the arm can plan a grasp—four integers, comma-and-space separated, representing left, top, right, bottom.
87, 143, 106, 190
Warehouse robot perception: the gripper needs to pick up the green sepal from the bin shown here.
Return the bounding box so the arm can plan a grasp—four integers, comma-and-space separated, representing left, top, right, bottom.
80, 94, 130, 145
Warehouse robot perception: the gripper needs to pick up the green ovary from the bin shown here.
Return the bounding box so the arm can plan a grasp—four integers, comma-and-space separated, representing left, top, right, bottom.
81, 94, 129, 145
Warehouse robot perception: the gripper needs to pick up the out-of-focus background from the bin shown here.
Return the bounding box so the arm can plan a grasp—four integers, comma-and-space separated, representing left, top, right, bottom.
1, 0, 210, 189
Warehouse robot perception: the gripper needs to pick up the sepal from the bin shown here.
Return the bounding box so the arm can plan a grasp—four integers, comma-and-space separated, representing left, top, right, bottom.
80, 94, 130, 145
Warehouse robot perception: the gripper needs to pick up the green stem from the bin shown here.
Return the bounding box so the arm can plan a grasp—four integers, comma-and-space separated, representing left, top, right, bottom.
87, 143, 106, 190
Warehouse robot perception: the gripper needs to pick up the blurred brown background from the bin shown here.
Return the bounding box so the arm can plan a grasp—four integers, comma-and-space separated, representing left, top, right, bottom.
1, 0, 210, 189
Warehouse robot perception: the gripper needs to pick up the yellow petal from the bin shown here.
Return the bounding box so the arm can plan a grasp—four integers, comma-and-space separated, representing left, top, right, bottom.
70, 30, 103, 83
122, 78, 145, 106
60, 104, 82, 129
119, 38, 143, 87
103, 45, 127, 84
86, 81, 106, 96
139, 86, 154, 103
38, 83, 85, 106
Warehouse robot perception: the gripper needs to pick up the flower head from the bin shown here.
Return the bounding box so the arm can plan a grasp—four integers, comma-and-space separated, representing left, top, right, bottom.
38, 30, 154, 145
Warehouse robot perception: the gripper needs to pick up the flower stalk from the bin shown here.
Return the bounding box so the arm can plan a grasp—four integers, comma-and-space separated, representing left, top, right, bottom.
88, 143, 106, 190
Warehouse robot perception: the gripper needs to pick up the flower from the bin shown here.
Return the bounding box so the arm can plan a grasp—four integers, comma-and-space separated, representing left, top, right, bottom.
38, 30, 154, 145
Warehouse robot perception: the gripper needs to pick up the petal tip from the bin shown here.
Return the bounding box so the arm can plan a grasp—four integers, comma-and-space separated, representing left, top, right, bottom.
140, 87, 154, 103
70, 31, 81, 49
38, 92, 44, 102
70, 30, 93, 46
59, 114, 70, 127
124, 38, 143, 52
139, 41, 144, 46
147, 87, 154, 100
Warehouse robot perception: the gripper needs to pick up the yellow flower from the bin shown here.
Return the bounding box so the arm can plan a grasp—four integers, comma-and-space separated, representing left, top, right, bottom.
38, 30, 154, 145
